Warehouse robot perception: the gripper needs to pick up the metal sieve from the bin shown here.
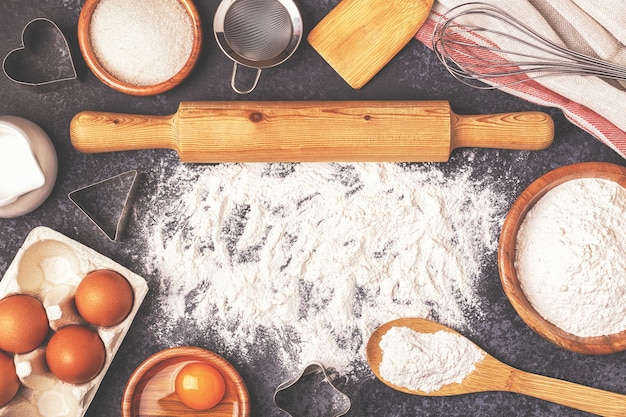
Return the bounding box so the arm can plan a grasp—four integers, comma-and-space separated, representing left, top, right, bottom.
214, 0, 302, 94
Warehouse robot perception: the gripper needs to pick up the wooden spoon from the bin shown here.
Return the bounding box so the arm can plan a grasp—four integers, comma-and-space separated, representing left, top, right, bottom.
367, 318, 626, 416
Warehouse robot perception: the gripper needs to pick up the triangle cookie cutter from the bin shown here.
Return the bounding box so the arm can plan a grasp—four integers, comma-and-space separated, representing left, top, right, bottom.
68, 170, 140, 241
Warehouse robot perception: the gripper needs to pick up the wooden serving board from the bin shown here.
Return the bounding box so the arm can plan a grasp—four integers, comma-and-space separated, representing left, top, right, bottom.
308, 0, 434, 89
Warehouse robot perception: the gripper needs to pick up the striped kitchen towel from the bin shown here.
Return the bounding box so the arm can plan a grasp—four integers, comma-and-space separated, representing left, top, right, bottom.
416, 0, 626, 158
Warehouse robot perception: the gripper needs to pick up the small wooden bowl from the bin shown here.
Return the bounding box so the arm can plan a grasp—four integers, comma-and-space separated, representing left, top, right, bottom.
121, 346, 250, 417
77, 0, 202, 96
498, 161, 626, 354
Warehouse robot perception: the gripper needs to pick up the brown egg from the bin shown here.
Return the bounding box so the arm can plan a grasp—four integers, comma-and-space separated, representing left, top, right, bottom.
75, 269, 134, 327
45, 325, 106, 384
0, 350, 20, 407
0, 294, 49, 353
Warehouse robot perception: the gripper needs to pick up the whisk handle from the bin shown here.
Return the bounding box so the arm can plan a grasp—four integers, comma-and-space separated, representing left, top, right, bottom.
452, 111, 554, 152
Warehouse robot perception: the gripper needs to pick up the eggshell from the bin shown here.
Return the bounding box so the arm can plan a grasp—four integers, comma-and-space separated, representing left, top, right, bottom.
0, 294, 49, 353
46, 325, 106, 385
0, 350, 20, 407
75, 269, 134, 327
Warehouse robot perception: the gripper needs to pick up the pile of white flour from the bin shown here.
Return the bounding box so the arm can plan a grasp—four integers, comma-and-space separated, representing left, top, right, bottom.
379, 327, 485, 392
140, 162, 505, 375
515, 177, 626, 337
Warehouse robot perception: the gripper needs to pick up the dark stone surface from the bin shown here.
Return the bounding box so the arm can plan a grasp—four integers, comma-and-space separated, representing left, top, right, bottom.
1, 1, 625, 417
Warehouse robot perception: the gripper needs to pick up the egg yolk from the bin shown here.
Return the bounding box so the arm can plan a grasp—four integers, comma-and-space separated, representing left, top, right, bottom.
174, 362, 226, 410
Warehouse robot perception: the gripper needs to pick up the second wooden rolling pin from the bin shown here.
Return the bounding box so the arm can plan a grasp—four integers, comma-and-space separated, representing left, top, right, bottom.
70, 101, 554, 162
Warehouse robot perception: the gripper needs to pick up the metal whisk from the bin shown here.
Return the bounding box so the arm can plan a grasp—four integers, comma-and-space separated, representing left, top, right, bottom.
432, 2, 626, 89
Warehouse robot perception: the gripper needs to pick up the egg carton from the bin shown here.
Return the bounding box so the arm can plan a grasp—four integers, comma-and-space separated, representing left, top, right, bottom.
0, 226, 148, 417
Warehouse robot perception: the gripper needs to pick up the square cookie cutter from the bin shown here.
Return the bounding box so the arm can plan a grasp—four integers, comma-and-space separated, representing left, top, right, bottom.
3, 18, 78, 92
273, 361, 351, 417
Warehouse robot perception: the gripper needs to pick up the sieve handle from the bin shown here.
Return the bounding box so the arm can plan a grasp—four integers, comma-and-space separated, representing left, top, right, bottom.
231, 63, 262, 95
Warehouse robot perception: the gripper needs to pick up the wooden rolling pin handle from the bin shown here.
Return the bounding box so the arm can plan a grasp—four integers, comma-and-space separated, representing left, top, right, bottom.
452, 111, 554, 151
70, 111, 178, 154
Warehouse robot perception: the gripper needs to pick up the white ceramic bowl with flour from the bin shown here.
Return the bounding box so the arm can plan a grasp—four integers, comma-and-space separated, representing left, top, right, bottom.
498, 162, 626, 354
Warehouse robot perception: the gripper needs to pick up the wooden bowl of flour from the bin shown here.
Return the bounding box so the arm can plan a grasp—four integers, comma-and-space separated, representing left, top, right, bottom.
498, 162, 626, 354
78, 0, 202, 96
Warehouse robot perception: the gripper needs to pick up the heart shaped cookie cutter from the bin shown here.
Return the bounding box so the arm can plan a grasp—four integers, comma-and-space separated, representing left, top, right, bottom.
3, 18, 78, 91
273, 361, 351, 417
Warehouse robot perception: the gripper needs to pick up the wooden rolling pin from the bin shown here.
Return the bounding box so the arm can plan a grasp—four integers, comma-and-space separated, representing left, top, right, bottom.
70, 101, 554, 162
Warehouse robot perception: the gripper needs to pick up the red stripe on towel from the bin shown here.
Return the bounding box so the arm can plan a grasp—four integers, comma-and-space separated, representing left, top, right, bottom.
417, 15, 626, 159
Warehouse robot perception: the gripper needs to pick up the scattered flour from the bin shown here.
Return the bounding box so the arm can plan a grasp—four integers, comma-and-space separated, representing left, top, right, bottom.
379, 327, 485, 393
141, 162, 504, 375
515, 177, 626, 337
